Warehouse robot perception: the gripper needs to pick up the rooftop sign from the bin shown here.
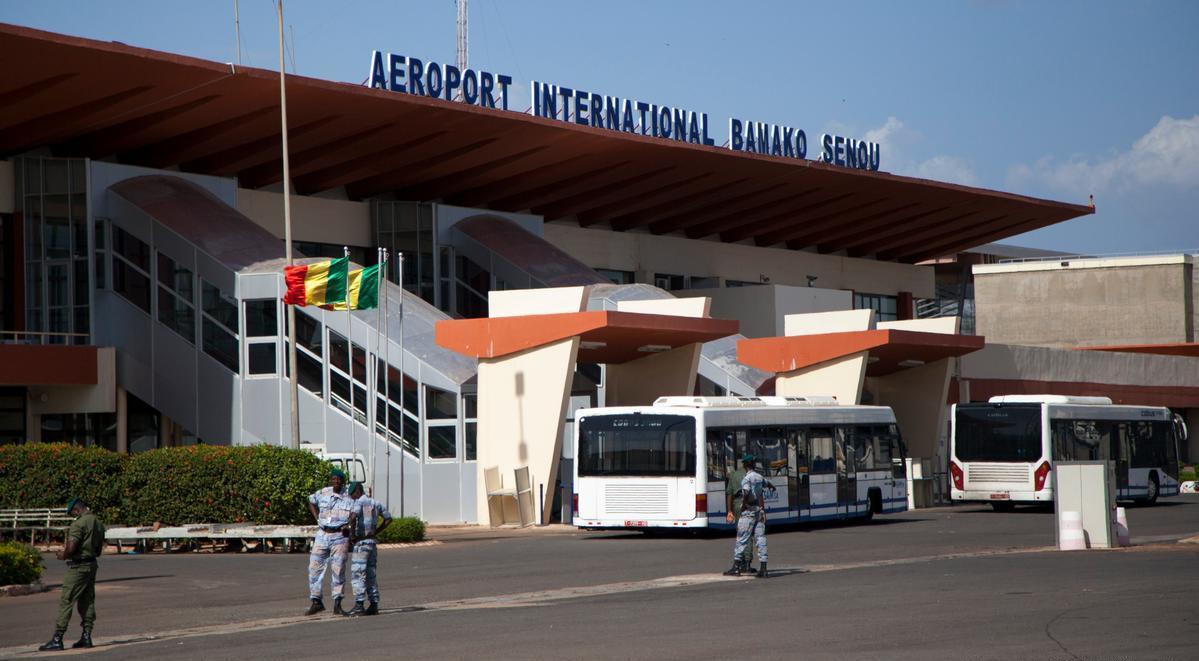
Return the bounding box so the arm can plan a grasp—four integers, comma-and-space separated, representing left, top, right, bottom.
367, 50, 880, 172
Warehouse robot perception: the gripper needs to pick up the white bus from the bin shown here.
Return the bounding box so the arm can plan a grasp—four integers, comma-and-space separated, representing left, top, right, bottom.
572, 396, 908, 530
950, 395, 1186, 510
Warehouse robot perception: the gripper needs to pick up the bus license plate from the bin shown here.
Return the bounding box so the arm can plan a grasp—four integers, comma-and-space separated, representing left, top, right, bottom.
624, 520, 648, 527
990, 493, 1010, 500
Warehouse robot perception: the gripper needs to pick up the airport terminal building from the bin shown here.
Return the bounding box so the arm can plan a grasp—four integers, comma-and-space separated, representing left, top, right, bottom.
1, 24, 1195, 523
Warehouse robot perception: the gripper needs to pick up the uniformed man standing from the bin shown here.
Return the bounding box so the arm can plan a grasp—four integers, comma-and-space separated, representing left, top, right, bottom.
305, 469, 354, 616
39, 497, 105, 651
723, 454, 768, 578
724, 460, 757, 575
344, 481, 393, 617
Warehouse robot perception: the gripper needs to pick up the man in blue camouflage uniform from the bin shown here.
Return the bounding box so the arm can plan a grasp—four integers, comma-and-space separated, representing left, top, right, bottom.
305, 469, 354, 615
344, 481, 393, 617
724, 454, 769, 578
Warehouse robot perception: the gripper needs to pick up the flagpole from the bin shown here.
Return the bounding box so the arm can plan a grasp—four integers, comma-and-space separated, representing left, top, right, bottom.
370, 247, 382, 497
345, 245, 357, 471
278, 0, 300, 450
397, 251, 405, 518
382, 248, 391, 510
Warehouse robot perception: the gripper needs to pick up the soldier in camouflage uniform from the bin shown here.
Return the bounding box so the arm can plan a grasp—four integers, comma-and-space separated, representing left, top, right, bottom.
724, 454, 769, 578
305, 469, 354, 616
38, 498, 105, 651
344, 482, 393, 616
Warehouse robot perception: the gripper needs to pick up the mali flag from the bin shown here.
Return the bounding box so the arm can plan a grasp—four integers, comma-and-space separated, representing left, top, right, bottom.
284, 257, 349, 307
331, 264, 381, 310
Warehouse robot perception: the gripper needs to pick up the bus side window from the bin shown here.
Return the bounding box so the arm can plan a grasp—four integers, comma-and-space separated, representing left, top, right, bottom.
706, 430, 726, 481
791, 427, 809, 475
809, 427, 835, 474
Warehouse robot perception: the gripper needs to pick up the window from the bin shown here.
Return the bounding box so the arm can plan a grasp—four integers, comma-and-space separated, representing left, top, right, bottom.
428, 425, 457, 460
955, 405, 1042, 462
200, 280, 239, 373
808, 427, 836, 474
578, 414, 696, 477
243, 299, 278, 376
156, 252, 195, 343
463, 392, 477, 461
425, 386, 457, 419
112, 226, 151, 313
291, 312, 324, 395
1052, 419, 1111, 462
595, 268, 634, 285
854, 292, 899, 322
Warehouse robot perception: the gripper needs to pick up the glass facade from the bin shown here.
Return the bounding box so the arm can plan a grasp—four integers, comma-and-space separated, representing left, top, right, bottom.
17, 157, 90, 344
372, 200, 436, 305
854, 292, 899, 322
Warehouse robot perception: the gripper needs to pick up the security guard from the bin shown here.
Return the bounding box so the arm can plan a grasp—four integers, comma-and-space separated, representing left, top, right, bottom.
723, 454, 769, 578
305, 469, 354, 615
39, 498, 105, 651
344, 482, 393, 616
724, 460, 757, 575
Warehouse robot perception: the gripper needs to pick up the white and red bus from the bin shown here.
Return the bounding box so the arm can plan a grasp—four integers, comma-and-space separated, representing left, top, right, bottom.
572, 396, 908, 530
950, 395, 1186, 510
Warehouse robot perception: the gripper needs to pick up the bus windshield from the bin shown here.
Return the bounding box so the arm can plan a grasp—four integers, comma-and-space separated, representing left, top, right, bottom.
578, 414, 696, 477
955, 404, 1043, 462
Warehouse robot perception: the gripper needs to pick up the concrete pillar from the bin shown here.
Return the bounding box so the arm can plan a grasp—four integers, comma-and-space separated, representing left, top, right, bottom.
775, 353, 869, 404
475, 337, 580, 526
605, 343, 701, 406
870, 357, 955, 460
116, 386, 128, 454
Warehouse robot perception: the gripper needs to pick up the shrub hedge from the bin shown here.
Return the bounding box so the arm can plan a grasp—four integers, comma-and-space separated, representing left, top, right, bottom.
377, 517, 426, 544
0, 444, 333, 526
121, 445, 332, 526
0, 542, 44, 586
0, 444, 126, 520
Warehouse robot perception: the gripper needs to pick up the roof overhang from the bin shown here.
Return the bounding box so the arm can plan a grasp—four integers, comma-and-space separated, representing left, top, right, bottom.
0, 23, 1094, 262
737, 329, 986, 376
435, 311, 739, 364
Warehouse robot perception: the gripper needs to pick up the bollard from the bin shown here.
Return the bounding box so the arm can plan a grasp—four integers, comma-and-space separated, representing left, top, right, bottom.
1059, 510, 1087, 550
1114, 507, 1130, 547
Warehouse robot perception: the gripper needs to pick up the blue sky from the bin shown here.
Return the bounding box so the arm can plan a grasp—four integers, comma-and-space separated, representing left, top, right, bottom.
3, 0, 1196, 254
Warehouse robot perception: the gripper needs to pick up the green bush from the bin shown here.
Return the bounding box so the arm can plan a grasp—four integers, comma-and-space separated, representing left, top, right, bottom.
1181, 465, 1196, 483
0, 542, 45, 586
377, 517, 425, 544
0, 444, 126, 521
121, 445, 331, 526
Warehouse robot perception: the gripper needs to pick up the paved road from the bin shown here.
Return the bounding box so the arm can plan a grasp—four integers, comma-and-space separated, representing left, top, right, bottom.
3, 497, 1198, 659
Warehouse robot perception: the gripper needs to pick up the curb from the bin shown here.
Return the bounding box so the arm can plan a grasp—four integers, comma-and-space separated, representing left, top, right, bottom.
0, 580, 48, 597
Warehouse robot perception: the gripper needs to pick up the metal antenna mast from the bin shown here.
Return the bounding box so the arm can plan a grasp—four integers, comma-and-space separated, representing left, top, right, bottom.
456, 0, 468, 99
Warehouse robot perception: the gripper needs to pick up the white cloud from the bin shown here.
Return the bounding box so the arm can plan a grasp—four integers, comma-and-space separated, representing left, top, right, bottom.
855, 116, 978, 186
911, 155, 979, 187
1008, 114, 1199, 196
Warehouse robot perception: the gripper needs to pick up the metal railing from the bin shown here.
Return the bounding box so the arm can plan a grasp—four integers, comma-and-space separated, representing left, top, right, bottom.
998, 249, 1198, 264
0, 330, 91, 345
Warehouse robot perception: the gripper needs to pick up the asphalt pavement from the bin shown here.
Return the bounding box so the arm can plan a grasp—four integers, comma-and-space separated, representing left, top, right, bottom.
2, 497, 1197, 660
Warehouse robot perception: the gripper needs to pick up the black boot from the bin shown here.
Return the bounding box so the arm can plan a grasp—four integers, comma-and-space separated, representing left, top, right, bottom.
743, 559, 758, 575
756, 562, 768, 579
364, 601, 379, 616
71, 629, 93, 649
333, 597, 345, 616
305, 598, 325, 616
344, 601, 366, 617
722, 559, 743, 576
38, 632, 64, 651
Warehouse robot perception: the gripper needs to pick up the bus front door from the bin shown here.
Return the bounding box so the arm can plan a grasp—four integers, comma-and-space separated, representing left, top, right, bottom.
1114, 423, 1131, 493
787, 430, 809, 518
836, 429, 857, 516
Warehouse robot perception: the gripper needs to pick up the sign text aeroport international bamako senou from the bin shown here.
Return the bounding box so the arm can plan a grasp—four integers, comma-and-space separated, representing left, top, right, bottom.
367, 50, 881, 172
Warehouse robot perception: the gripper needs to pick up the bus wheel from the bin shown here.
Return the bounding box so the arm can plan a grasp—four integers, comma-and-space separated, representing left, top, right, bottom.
863, 489, 881, 521
1144, 474, 1159, 505
990, 502, 1015, 512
